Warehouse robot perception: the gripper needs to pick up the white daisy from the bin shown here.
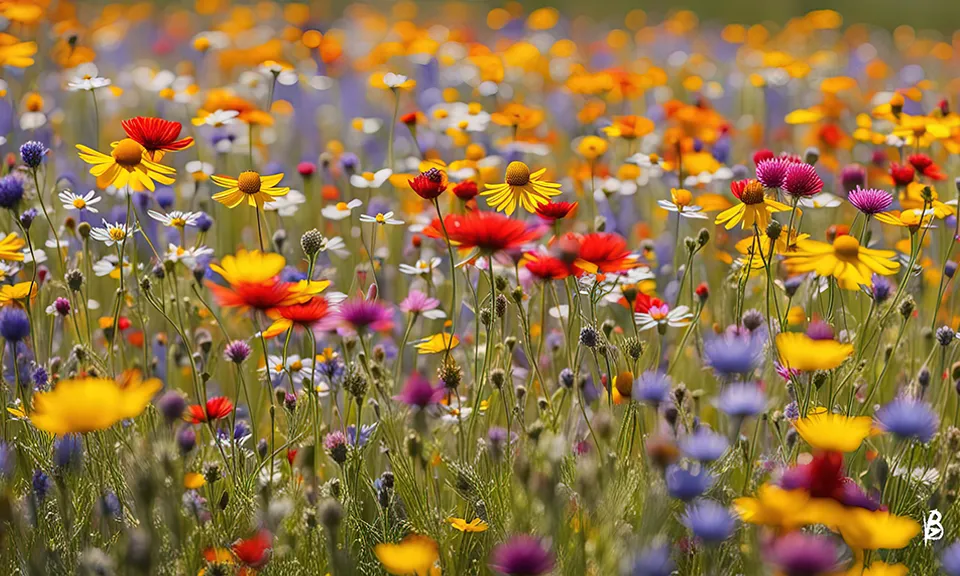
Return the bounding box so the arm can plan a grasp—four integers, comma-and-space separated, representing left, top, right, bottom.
66, 75, 112, 92
635, 305, 693, 332
197, 109, 239, 127
20, 111, 46, 131
799, 192, 843, 209
382, 72, 410, 89
359, 211, 404, 226
350, 169, 393, 189
89, 220, 134, 247
93, 255, 132, 278
321, 199, 362, 221
148, 210, 200, 229
165, 244, 213, 268
398, 257, 442, 276
264, 189, 306, 217
185, 161, 215, 181
59, 190, 101, 213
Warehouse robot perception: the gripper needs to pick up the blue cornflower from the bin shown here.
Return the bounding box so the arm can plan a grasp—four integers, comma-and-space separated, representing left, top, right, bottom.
195, 211, 213, 232
628, 544, 675, 576
32, 469, 52, 502
0, 307, 31, 342
941, 540, 960, 576
871, 273, 891, 303
716, 382, 766, 418
0, 174, 24, 210
19, 141, 47, 169
665, 465, 714, 502
155, 186, 176, 209
703, 331, 762, 377
100, 491, 122, 519
346, 423, 377, 447
632, 371, 672, 406
31, 363, 48, 391
682, 499, 736, 544
783, 401, 799, 421
19, 207, 37, 230
875, 397, 938, 443
53, 434, 83, 471
679, 428, 729, 462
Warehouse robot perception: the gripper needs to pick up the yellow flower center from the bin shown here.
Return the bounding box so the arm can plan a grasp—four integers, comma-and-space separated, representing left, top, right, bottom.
290, 360, 303, 371
833, 235, 861, 259
468, 102, 483, 115
458, 120, 469, 130
362, 172, 375, 181
434, 109, 449, 120
671, 188, 693, 207
237, 171, 262, 195
171, 217, 186, 228
740, 181, 766, 205
375, 213, 386, 223
648, 153, 660, 164
112, 139, 144, 168
274, 363, 285, 372
108, 227, 126, 241
336, 201, 348, 210
72, 198, 86, 209
505, 161, 531, 186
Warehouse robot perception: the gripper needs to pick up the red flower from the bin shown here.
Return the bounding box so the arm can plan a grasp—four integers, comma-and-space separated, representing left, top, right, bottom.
889, 162, 915, 187
232, 530, 272, 569
752, 149, 774, 165
535, 201, 578, 222
908, 153, 946, 181
297, 161, 316, 177
452, 180, 479, 201
121, 117, 193, 160
409, 168, 447, 200
207, 280, 303, 311
695, 282, 709, 302
572, 232, 638, 275
187, 396, 234, 423
524, 252, 574, 281
631, 293, 665, 314
286, 447, 298, 465
424, 211, 544, 254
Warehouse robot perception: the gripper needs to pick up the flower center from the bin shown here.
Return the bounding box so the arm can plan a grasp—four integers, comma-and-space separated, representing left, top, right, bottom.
740, 181, 766, 205
237, 171, 262, 195
290, 360, 303, 371
112, 139, 144, 168
672, 188, 693, 207
505, 161, 531, 186
72, 198, 86, 209
375, 213, 386, 223
648, 153, 660, 164
362, 172, 375, 181
833, 235, 861, 259
336, 202, 348, 211
108, 227, 126, 241
171, 217, 186, 228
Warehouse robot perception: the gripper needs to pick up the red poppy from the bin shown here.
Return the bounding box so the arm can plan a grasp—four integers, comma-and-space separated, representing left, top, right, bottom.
907, 153, 946, 181
523, 252, 573, 281
572, 232, 638, 275
207, 280, 304, 311
187, 396, 234, 423
452, 180, 479, 201
424, 211, 544, 254
262, 297, 330, 338
232, 530, 272, 569
121, 116, 194, 160
535, 201, 578, 221
889, 163, 915, 187
409, 168, 447, 200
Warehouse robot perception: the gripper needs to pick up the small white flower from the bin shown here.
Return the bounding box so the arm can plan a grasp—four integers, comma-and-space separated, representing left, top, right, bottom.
398, 257, 442, 276
264, 189, 306, 217
353, 117, 383, 134
66, 75, 111, 92
350, 169, 393, 189
549, 305, 570, 319
635, 305, 693, 332
626, 153, 662, 168
799, 192, 842, 209
602, 177, 638, 196
148, 210, 200, 228
198, 109, 239, 127
165, 244, 213, 268
321, 199, 362, 221
20, 112, 46, 131
22, 248, 46, 264
359, 211, 404, 226
89, 220, 134, 246
185, 161, 215, 180
262, 355, 315, 387
93, 255, 131, 278
657, 198, 708, 219
382, 72, 409, 88
59, 189, 101, 213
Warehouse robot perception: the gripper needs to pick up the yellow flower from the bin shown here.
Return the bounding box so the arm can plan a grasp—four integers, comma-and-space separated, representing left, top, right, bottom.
875, 209, 935, 231
0, 281, 37, 306
482, 161, 562, 216
446, 517, 489, 532
184, 472, 206, 489
76, 139, 176, 192
601, 115, 655, 140
210, 249, 287, 285
734, 483, 846, 529
715, 179, 791, 230
776, 333, 853, 371
490, 103, 544, 131
210, 171, 289, 209
838, 508, 920, 551
374, 534, 438, 575
0, 34, 36, 68
782, 236, 899, 289
793, 407, 873, 452
853, 561, 909, 576
414, 333, 459, 354
576, 135, 608, 161
369, 71, 416, 91
0, 233, 24, 262
30, 374, 162, 435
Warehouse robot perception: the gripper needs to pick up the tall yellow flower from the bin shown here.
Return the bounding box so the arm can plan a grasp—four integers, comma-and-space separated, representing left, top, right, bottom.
576, 135, 608, 161
211, 171, 289, 209
76, 138, 176, 192
776, 333, 853, 371
482, 161, 562, 216
31, 373, 162, 435
793, 407, 873, 452
0, 233, 25, 261
0, 281, 37, 307
781, 235, 899, 289
715, 179, 791, 230
374, 535, 438, 575
837, 508, 920, 551
0, 33, 37, 68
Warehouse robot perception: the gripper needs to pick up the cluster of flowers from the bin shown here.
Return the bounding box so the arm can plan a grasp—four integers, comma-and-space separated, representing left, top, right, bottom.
1, 1, 960, 575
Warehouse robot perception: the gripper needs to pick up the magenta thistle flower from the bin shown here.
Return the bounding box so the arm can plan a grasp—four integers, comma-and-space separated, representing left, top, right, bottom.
782, 163, 823, 198
400, 290, 442, 317
393, 372, 444, 408
333, 298, 394, 333
840, 163, 866, 191
755, 158, 790, 189
489, 535, 555, 576
847, 187, 893, 215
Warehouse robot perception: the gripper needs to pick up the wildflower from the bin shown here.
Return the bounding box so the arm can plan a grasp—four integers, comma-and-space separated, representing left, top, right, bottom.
489, 535, 555, 576
682, 500, 736, 544
942, 541, 960, 576
224, 340, 252, 364
350, 168, 393, 189
602, 115, 655, 140
535, 201, 578, 222
575, 135, 608, 160
399, 290, 445, 319
207, 249, 325, 311
703, 331, 762, 377
523, 253, 574, 281
764, 532, 841, 575
734, 484, 831, 529
573, 232, 639, 274
715, 179, 790, 230
447, 517, 489, 532
31, 374, 161, 434
371, 72, 416, 90
482, 161, 562, 216
0, 174, 24, 209
359, 211, 404, 226
19, 140, 46, 168
375, 535, 438, 575
847, 187, 893, 215
875, 397, 939, 443
782, 162, 824, 198
776, 333, 852, 371
186, 397, 234, 424
0, 307, 30, 341
232, 530, 272, 570
414, 333, 459, 354
333, 298, 394, 334
628, 544, 675, 576
76, 139, 176, 192
148, 210, 199, 229
424, 211, 544, 254
635, 303, 692, 332
793, 407, 873, 452
409, 168, 447, 200
716, 382, 766, 418
837, 508, 920, 551
321, 199, 363, 221
0, 233, 24, 262
120, 117, 193, 160
783, 235, 899, 289
755, 158, 791, 189
632, 371, 672, 407
262, 297, 331, 339
66, 75, 111, 91
658, 188, 707, 219
58, 190, 101, 213
211, 171, 289, 209
399, 257, 442, 277
679, 428, 729, 462
191, 109, 239, 127
665, 465, 714, 501
89, 220, 134, 247
394, 373, 444, 409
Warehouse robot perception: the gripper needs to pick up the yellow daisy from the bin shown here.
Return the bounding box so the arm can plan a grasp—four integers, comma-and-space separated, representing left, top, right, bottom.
0, 232, 25, 261
210, 171, 289, 209
793, 407, 873, 452
776, 333, 853, 371
31, 373, 161, 435
482, 161, 562, 216
76, 138, 176, 192
446, 517, 489, 532
374, 535, 438, 575
781, 235, 899, 289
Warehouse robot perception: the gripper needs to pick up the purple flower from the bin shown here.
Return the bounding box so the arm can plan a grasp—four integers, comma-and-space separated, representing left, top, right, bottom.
805, 320, 835, 341
400, 290, 441, 316
783, 163, 824, 198
679, 428, 729, 462
716, 382, 766, 418
632, 371, 672, 406
224, 340, 252, 364
871, 273, 891, 303
942, 540, 960, 576
681, 500, 736, 544
703, 331, 762, 377
394, 373, 444, 408
756, 158, 790, 189
847, 187, 893, 215
333, 298, 393, 333
840, 164, 866, 192
665, 464, 714, 501
0, 307, 30, 342
489, 535, 555, 576
765, 532, 840, 576
775, 362, 800, 382
628, 544, 674, 576
53, 297, 71, 316
875, 397, 938, 442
